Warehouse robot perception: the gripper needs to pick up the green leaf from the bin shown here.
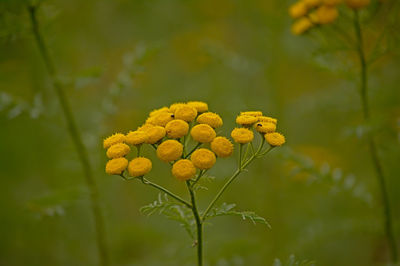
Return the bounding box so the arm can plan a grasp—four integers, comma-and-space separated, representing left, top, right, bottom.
204, 202, 271, 227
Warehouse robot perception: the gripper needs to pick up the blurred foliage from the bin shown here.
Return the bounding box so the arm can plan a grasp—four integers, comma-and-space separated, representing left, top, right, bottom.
0, 0, 399, 265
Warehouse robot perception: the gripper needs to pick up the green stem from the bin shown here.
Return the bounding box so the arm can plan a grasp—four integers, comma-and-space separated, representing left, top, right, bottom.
28, 5, 109, 266
353, 10, 398, 263
185, 143, 202, 159
140, 177, 192, 208
186, 181, 203, 266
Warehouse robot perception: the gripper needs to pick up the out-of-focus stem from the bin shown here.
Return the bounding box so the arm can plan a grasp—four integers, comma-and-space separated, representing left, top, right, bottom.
28, 5, 109, 266
186, 181, 203, 266
353, 10, 398, 263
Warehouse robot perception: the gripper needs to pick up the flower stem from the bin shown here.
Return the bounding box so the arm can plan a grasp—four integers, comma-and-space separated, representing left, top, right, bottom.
186, 181, 203, 266
140, 177, 192, 208
27, 5, 109, 266
353, 10, 398, 263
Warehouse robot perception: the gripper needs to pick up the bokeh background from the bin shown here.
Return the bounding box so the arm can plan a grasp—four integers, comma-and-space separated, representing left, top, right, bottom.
1, 0, 399, 265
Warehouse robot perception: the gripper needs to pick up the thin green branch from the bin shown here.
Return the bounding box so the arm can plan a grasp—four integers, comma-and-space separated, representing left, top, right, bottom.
186, 181, 203, 266
27, 5, 109, 266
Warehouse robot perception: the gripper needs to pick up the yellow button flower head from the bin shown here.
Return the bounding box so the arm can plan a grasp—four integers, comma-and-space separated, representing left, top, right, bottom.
174, 105, 198, 122
137, 123, 154, 132
149, 106, 170, 117
236, 115, 258, 126
315, 5, 338, 24
144, 126, 166, 144
211, 136, 233, 158
151, 112, 175, 127
106, 157, 128, 175
345, 0, 370, 9
156, 140, 183, 162
126, 130, 148, 145
106, 143, 131, 159
291, 17, 313, 35
191, 124, 216, 143
128, 157, 152, 177
240, 111, 263, 117
265, 132, 286, 147
187, 101, 208, 113
165, 119, 189, 139
190, 148, 216, 170
303, 0, 322, 8
197, 112, 223, 128
258, 116, 277, 125
172, 159, 196, 181
289, 1, 308, 19
169, 102, 187, 113
231, 128, 254, 144
103, 133, 126, 149
254, 122, 276, 134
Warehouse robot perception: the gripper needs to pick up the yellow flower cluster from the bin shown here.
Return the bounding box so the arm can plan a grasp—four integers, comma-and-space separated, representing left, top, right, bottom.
288, 0, 369, 35
231, 110, 285, 147
103, 101, 285, 182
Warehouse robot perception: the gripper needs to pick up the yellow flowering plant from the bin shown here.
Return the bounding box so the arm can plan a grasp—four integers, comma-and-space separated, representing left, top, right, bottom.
288, 0, 399, 263
103, 101, 285, 266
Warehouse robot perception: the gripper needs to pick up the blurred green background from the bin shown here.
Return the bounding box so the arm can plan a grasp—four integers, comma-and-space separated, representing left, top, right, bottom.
1, 0, 399, 265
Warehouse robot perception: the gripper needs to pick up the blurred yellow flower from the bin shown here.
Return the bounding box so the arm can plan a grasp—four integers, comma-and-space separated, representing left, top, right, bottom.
144, 126, 166, 144
150, 112, 175, 127
315, 5, 338, 24
191, 124, 216, 143
172, 159, 196, 181
149, 106, 170, 117
156, 140, 183, 162
324, 0, 342, 5
137, 123, 154, 132
197, 112, 223, 128
174, 105, 198, 122
236, 115, 258, 126
126, 131, 148, 145
240, 111, 263, 117
303, 0, 323, 8
254, 122, 276, 134
258, 116, 277, 124
289, 1, 308, 19
211, 136, 233, 158
169, 102, 187, 113
106, 143, 131, 158
291, 17, 313, 35
106, 157, 128, 175
103, 133, 126, 149
231, 128, 254, 144
165, 119, 189, 139
187, 101, 208, 113
265, 132, 286, 147
191, 148, 216, 170
128, 157, 152, 177
345, 0, 370, 9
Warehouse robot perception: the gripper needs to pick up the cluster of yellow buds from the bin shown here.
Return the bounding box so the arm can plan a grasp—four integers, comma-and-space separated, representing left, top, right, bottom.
103, 101, 285, 182
289, 0, 371, 35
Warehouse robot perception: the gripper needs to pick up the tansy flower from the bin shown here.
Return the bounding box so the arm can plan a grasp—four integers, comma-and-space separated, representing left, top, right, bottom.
149, 106, 170, 117
150, 112, 175, 127
258, 116, 277, 125
106, 157, 128, 175
106, 143, 131, 159
174, 105, 198, 122
126, 131, 148, 145
254, 122, 276, 134
187, 101, 208, 113
265, 132, 286, 147
156, 140, 183, 162
103, 133, 126, 149
211, 136, 233, 158
303, 0, 323, 8
291, 17, 313, 35
315, 5, 338, 24
128, 157, 152, 177
137, 124, 154, 132
169, 102, 187, 113
289, 1, 308, 19
144, 126, 166, 144
165, 119, 189, 139
191, 148, 216, 170
197, 112, 223, 128
240, 111, 263, 117
231, 128, 254, 144
172, 159, 196, 181
236, 115, 258, 126
191, 124, 216, 143
345, 0, 370, 9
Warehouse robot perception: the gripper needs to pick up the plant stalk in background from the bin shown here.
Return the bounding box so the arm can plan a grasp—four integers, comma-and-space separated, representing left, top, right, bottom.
353, 10, 398, 263
27, 5, 109, 266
